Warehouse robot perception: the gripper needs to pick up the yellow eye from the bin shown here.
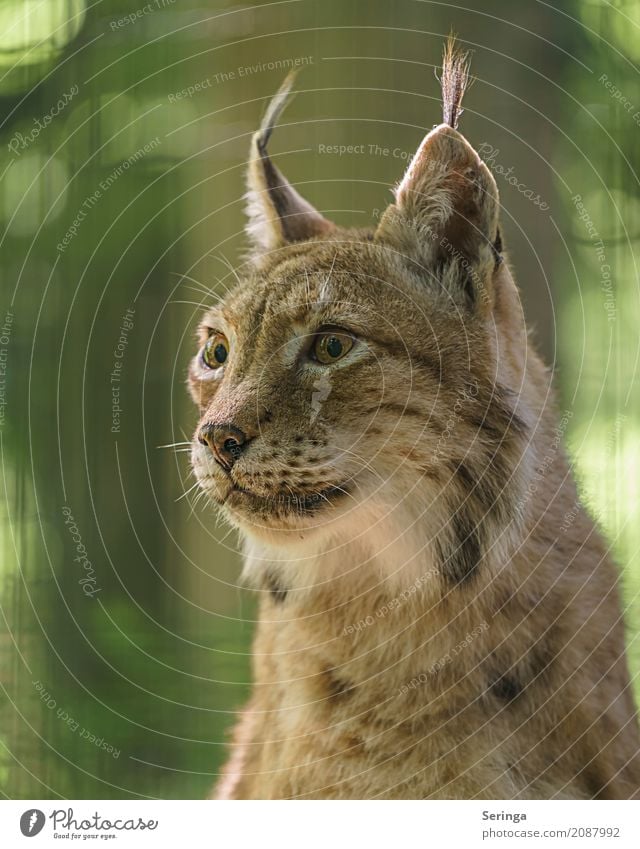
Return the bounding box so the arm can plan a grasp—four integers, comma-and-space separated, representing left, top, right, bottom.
312, 330, 354, 364
203, 333, 229, 368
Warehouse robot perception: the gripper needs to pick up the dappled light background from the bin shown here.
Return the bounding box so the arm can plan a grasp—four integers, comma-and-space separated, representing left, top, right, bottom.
0, 0, 638, 798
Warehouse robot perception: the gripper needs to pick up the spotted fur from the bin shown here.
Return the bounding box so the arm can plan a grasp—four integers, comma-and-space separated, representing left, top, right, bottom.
188, 46, 640, 799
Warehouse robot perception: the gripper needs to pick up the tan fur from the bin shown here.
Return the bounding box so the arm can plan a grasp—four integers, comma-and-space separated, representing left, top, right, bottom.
188, 48, 640, 799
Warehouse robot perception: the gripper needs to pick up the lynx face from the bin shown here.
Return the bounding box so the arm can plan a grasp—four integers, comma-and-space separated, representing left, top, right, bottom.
192, 245, 460, 537
190, 72, 531, 559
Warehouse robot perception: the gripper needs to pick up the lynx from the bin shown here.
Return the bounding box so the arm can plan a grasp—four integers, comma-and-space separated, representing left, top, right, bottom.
188, 42, 640, 799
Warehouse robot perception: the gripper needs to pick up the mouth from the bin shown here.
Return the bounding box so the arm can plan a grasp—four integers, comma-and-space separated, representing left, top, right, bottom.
223, 482, 352, 520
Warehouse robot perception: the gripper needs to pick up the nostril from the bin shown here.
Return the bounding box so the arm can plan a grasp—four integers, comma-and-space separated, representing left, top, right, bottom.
224, 437, 240, 454
199, 424, 249, 469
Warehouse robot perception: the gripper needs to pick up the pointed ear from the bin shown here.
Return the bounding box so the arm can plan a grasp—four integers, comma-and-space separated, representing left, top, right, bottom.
245, 73, 335, 260
375, 42, 502, 309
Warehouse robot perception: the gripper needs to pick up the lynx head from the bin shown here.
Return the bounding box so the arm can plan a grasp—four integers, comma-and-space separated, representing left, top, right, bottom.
189, 41, 533, 582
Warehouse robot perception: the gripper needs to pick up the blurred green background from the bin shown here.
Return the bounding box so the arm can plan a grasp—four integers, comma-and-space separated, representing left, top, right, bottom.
0, 0, 638, 798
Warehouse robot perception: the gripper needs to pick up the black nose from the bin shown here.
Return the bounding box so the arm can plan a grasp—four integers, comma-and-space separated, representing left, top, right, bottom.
198, 423, 248, 470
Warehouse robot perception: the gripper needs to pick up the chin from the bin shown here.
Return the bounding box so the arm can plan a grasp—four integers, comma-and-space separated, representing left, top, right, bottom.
220, 484, 356, 545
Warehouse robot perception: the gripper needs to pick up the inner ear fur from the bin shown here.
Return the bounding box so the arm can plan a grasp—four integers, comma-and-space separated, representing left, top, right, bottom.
376, 125, 501, 308
245, 72, 335, 259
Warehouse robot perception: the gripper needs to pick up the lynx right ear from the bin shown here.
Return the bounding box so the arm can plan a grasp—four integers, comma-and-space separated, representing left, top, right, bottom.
245, 73, 335, 260
375, 40, 502, 310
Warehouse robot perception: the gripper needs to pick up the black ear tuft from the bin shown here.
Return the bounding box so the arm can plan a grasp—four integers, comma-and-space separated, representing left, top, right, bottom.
245, 73, 335, 259
440, 35, 472, 130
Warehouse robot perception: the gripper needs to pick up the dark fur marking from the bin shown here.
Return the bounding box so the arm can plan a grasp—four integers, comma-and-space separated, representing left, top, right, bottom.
468, 414, 505, 441
443, 451, 516, 586
459, 267, 477, 306
479, 457, 512, 525
453, 461, 476, 491
455, 461, 499, 518
580, 766, 612, 800
468, 408, 527, 442
490, 673, 522, 703
439, 509, 482, 585
450, 458, 511, 537
489, 644, 554, 705
323, 668, 354, 702
257, 149, 309, 244
265, 570, 288, 604
418, 465, 443, 481
492, 228, 503, 266
433, 256, 477, 308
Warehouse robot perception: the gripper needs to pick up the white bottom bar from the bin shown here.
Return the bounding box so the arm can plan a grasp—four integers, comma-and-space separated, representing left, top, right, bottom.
1, 800, 638, 848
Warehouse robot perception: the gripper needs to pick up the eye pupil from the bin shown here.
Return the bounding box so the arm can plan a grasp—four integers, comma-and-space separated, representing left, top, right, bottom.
326, 336, 342, 358
312, 330, 353, 364
202, 334, 229, 368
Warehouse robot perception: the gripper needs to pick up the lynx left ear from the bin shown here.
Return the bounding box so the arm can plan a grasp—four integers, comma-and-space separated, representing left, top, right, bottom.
245, 73, 335, 259
375, 40, 502, 309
